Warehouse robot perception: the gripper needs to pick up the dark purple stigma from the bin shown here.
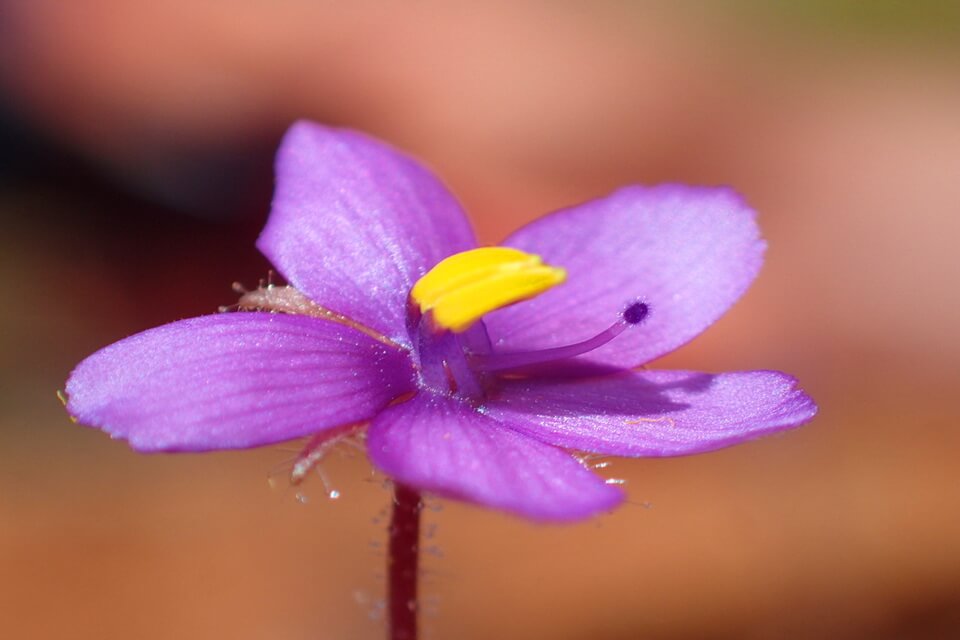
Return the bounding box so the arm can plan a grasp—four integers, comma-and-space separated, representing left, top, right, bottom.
623, 301, 649, 325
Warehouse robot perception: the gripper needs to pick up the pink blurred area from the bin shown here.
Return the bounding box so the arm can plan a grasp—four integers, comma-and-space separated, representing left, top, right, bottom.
1, 2, 958, 639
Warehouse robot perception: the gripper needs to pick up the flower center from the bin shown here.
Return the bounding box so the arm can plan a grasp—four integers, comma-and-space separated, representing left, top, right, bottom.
411, 248, 649, 398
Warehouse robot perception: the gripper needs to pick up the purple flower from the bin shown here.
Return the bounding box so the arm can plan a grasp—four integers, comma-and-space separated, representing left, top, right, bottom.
65, 122, 817, 522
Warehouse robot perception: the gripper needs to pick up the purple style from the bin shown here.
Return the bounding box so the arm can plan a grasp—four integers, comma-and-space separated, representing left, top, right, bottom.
65, 121, 817, 522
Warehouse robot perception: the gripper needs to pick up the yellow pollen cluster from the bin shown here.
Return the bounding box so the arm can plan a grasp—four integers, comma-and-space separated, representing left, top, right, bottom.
410, 247, 566, 333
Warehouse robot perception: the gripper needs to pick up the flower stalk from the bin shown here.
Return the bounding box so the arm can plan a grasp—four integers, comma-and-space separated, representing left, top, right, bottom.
388, 484, 422, 640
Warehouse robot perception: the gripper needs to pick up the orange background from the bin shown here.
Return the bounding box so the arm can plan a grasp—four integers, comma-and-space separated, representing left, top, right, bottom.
1, 3, 958, 638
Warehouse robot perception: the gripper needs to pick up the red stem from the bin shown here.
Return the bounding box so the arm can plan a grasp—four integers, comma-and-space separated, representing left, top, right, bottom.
388, 484, 421, 640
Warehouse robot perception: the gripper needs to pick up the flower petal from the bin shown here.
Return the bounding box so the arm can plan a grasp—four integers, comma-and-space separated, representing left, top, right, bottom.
367, 393, 623, 521
484, 370, 817, 457
257, 122, 477, 344
65, 313, 416, 452
483, 185, 765, 367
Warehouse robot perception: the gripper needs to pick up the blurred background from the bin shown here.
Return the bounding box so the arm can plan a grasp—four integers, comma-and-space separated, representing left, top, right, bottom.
1, 2, 958, 638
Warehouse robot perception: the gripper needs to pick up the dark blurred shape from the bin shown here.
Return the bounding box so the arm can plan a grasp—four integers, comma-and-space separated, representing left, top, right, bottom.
0, 91, 276, 219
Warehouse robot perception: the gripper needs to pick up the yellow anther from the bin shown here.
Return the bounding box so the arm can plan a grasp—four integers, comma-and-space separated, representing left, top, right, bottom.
411, 247, 566, 332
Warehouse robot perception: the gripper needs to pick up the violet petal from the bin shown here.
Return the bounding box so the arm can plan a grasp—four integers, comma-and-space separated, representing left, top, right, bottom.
484, 369, 817, 456
257, 122, 477, 344
484, 185, 765, 367
367, 392, 623, 521
65, 313, 416, 452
